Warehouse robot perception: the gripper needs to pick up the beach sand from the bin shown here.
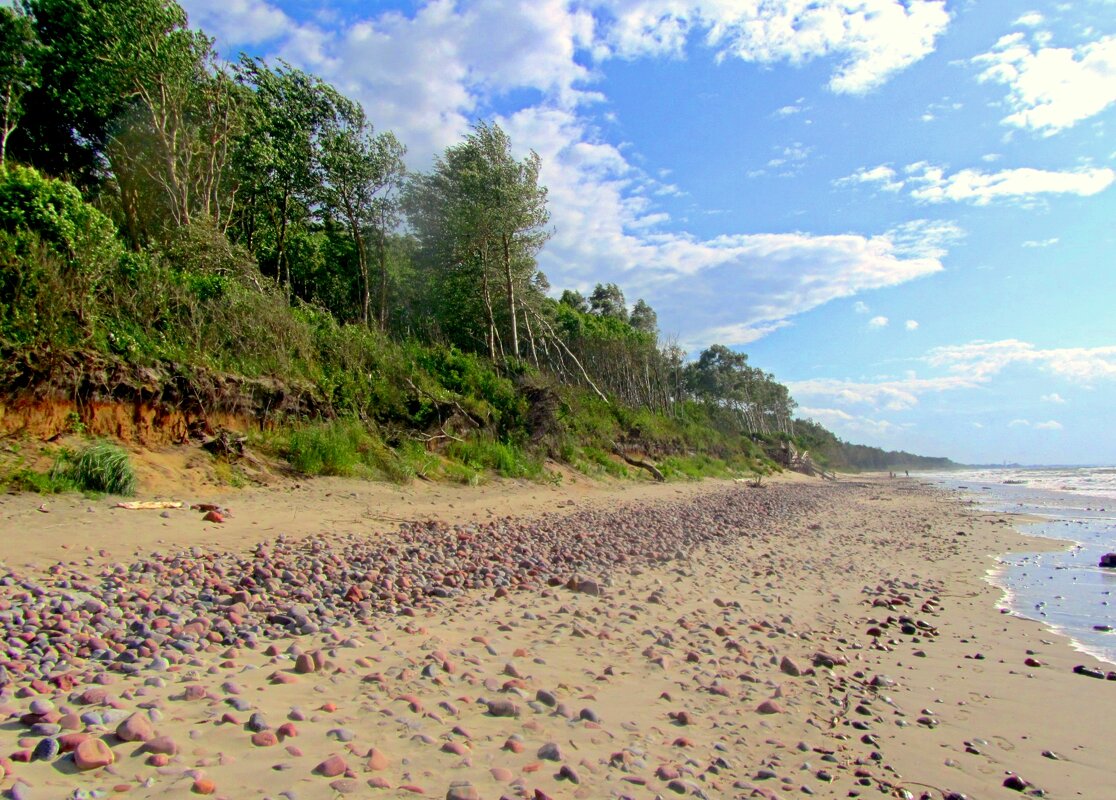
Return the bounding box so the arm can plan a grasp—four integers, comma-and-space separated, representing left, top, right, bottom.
0, 473, 1112, 799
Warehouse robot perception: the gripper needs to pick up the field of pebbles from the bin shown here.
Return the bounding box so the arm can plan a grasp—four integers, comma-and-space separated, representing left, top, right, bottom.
0, 478, 1113, 800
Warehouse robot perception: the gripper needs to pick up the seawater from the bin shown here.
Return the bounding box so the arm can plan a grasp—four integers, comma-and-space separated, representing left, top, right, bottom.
919, 467, 1116, 665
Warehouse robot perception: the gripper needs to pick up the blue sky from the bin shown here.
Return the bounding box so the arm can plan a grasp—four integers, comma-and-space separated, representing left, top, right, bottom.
182, 0, 1116, 465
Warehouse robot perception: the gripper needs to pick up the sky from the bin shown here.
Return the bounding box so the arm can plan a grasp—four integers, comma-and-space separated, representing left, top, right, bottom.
181, 0, 1116, 465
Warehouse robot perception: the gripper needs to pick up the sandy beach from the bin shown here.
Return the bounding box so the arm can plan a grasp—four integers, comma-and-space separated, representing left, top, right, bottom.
0, 473, 1112, 800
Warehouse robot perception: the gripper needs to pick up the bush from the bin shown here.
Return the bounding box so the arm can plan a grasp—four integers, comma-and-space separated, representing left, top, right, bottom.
52, 441, 137, 495
0, 166, 123, 344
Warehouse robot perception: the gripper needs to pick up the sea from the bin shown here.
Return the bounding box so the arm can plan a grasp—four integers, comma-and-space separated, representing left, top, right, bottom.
918, 466, 1116, 666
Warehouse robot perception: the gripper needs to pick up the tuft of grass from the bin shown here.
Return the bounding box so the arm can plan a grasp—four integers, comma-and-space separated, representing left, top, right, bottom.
441, 459, 485, 486
52, 441, 137, 495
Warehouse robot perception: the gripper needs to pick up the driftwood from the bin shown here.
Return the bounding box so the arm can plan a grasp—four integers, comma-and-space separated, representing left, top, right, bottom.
611, 442, 664, 482
782, 442, 836, 481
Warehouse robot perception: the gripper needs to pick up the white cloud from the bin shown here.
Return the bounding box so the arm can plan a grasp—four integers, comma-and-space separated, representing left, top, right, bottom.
854, 301, 870, 314
835, 164, 905, 192
773, 101, 805, 118
1041, 392, 1066, 403
788, 375, 979, 412
869, 315, 889, 328
974, 32, 1116, 135
1012, 12, 1045, 28
182, 0, 295, 45
789, 339, 1116, 414
905, 319, 919, 331
1035, 420, 1064, 430
972, 421, 985, 429
905, 163, 1115, 205
1009, 418, 1031, 427
883, 218, 965, 259
926, 339, 1116, 384
1022, 237, 1059, 248
796, 406, 908, 438
595, 1, 950, 93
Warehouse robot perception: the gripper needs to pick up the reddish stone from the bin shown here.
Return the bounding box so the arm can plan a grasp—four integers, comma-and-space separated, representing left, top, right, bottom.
366, 747, 390, 771
74, 738, 115, 771
192, 777, 216, 794
116, 712, 154, 742
314, 754, 348, 777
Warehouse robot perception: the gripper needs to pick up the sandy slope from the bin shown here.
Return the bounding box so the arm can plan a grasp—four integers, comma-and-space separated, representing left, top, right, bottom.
0, 474, 1112, 800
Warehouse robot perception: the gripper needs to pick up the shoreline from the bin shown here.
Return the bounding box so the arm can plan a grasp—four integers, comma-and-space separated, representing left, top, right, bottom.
0, 475, 1113, 798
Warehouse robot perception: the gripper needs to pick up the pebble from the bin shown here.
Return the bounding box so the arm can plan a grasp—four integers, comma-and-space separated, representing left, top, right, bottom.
74, 738, 115, 770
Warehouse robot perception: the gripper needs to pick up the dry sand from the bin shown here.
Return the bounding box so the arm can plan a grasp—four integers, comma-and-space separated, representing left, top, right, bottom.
0, 472, 1113, 800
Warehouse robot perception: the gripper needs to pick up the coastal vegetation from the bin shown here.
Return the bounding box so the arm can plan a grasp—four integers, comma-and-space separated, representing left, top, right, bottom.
0, 0, 953, 490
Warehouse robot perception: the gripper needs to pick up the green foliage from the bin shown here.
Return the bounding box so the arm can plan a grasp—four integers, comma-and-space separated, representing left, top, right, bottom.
0, 6, 42, 168
0, 165, 125, 346
446, 436, 543, 480
283, 419, 411, 482
51, 440, 136, 495
572, 445, 628, 478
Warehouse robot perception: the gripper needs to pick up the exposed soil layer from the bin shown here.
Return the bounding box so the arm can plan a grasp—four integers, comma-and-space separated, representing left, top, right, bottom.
0, 349, 324, 445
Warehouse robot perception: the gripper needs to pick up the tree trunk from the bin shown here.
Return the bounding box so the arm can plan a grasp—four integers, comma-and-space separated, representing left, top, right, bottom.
480, 254, 497, 360
377, 207, 389, 331
502, 233, 519, 359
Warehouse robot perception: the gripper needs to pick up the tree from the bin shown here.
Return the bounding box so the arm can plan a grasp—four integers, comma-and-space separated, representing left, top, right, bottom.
589, 282, 627, 321
233, 58, 340, 292
0, 7, 41, 170
630, 298, 658, 336
20, 0, 244, 241
404, 121, 549, 360
317, 100, 406, 327
559, 288, 588, 313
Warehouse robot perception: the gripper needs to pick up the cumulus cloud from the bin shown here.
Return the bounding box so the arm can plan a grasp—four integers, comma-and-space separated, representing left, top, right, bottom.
854, 301, 870, 314
869, 316, 889, 328
1041, 392, 1066, 403
1012, 12, 1045, 28
974, 32, 1116, 135
905, 320, 919, 331
595, 0, 951, 93
905, 163, 1115, 205
1022, 237, 1059, 248
1035, 420, 1064, 430
834, 164, 905, 192
1009, 418, 1031, 427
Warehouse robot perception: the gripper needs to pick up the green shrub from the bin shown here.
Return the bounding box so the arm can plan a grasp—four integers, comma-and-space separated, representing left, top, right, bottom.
0, 166, 124, 345
52, 441, 137, 495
